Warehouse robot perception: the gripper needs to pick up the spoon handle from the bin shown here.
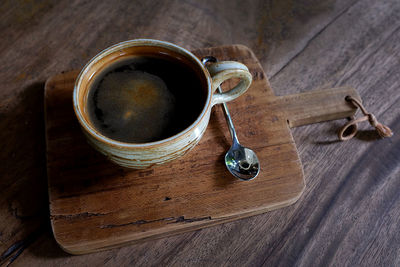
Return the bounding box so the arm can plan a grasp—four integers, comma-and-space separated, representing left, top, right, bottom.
201, 56, 241, 145
216, 86, 239, 144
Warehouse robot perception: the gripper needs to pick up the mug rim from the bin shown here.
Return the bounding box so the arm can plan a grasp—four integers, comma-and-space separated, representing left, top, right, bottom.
73, 39, 212, 148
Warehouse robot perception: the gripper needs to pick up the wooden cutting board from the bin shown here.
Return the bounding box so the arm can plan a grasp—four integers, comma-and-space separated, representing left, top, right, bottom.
45, 45, 360, 254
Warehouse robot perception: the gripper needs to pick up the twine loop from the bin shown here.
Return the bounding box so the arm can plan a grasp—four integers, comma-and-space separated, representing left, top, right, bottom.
338, 96, 393, 141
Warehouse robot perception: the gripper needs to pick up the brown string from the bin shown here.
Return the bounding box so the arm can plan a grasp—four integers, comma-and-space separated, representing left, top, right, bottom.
338, 96, 393, 141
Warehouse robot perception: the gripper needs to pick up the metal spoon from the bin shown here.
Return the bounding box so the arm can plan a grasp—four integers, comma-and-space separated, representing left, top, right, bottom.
202, 56, 260, 181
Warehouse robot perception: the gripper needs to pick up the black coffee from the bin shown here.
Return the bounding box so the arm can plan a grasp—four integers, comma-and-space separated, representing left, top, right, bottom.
87, 54, 207, 143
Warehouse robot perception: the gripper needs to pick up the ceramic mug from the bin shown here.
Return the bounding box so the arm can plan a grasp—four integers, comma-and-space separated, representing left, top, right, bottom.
73, 39, 252, 169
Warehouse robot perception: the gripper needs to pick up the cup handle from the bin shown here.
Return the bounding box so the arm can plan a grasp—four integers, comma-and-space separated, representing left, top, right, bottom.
206, 61, 252, 106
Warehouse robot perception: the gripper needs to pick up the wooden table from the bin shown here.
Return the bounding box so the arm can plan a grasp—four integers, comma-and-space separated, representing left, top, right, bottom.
1, 0, 399, 266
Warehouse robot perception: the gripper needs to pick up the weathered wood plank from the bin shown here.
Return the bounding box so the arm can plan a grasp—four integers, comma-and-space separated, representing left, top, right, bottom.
266, 0, 400, 266
45, 45, 305, 254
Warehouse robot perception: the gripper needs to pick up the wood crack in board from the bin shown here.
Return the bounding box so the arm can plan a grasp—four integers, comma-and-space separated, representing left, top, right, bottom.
100, 216, 213, 229
51, 212, 108, 221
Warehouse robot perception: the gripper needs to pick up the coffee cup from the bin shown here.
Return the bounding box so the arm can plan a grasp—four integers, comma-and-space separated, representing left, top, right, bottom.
73, 39, 252, 169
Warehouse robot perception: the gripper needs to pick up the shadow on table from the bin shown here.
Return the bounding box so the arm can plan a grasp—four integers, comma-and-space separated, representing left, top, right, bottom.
0, 81, 68, 263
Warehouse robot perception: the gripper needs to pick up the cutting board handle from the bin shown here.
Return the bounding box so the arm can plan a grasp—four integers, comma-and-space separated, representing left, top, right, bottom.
277, 86, 361, 128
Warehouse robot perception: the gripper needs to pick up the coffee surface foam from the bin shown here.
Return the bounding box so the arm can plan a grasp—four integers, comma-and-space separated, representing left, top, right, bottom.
90, 70, 176, 143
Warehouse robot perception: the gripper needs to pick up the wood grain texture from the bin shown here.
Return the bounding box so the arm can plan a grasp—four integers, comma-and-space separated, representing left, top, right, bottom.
45, 45, 306, 254
44, 44, 361, 255
1, 0, 399, 266
278, 87, 360, 128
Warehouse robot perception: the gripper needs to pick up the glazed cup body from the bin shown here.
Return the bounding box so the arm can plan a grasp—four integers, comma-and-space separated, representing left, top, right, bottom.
73, 39, 252, 169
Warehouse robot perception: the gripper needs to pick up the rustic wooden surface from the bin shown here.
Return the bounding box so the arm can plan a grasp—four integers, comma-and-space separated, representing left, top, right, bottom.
44, 45, 357, 255
0, 0, 399, 266
45, 45, 306, 254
